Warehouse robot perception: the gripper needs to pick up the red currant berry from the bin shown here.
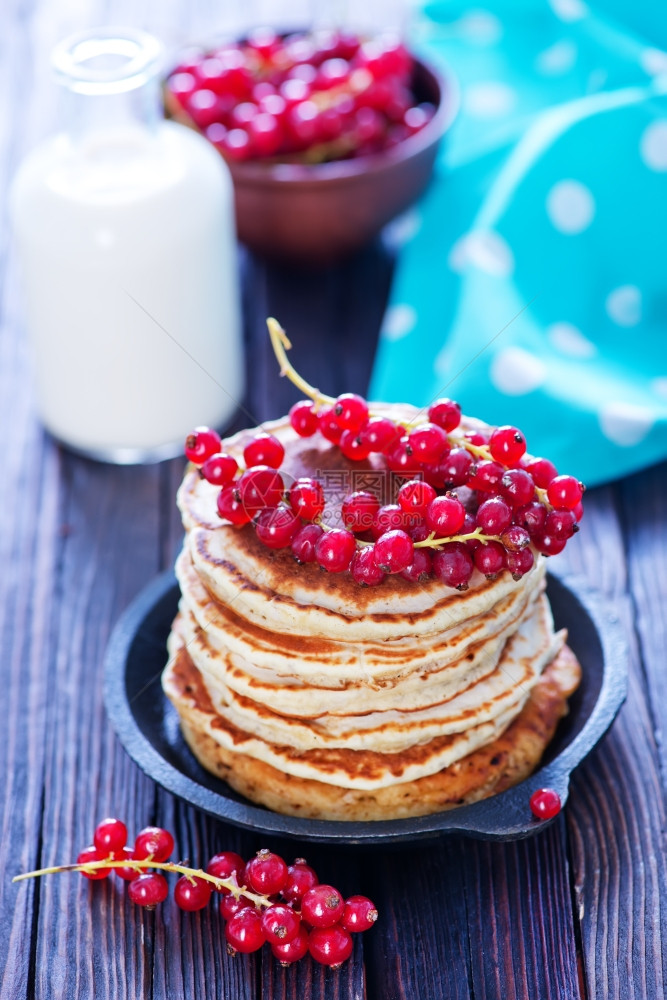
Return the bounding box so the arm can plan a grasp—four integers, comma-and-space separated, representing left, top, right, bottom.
291, 523, 324, 563
432, 542, 474, 590
261, 903, 301, 944
465, 431, 488, 446
114, 846, 138, 881
359, 416, 401, 454
573, 500, 584, 522
315, 529, 357, 573
237, 467, 285, 516
534, 532, 567, 556
222, 127, 252, 161
256, 505, 300, 549
505, 547, 535, 579
425, 495, 466, 537
397, 479, 436, 517
342, 491, 380, 532
341, 895, 378, 933
271, 924, 310, 965
243, 433, 285, 469
468, 460, 505, 492
546, 475, 584, 511
529, 787, 561, 820
400, 547, 432, 582
289, 400, 318, 437
339, 428, 372, 461
407, 423, 450, 464
217, 484, 253, 525
475, 497, 512, 535
185, 427, 222, 465
499, 469, 535, 508
225, 907, 266, 954
524, 457, 558, 488
385, 437, 421, 476
248, 112, 282, 156
301, 884, 345, 928
489, 425, 527, 466
515, 501, 547, 536
473, 541, 505, 578
282, 859, 318, 905
220, 893, 254, 921
128, 872, 169, 908
174, 875, 213, 912
308, 924, 353, 967
374, 530, 414, 573
77, 846, 110, 880
350, 546, 386, 586
93, 818, 127, 854
500, 525, 531, 551
427, 398, 461, 432
426, 447, 473, 488
207, 851, 245, 893
201, 452, 238, 486
371, 504, 412, 539
133, 827, 174, 863
318, 406, 344, 444
289, 477, 325, 521
245, 850, 288, 895
333, 393, 368, 431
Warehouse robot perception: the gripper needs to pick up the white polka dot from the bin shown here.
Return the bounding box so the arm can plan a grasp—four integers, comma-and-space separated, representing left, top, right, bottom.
640, 48, 667, 77
381, 304, 417, 341
448, 230, 515, 278
490, 347, 547, 395
651, 376, 667, 398
548, 0, 588, 22
546, 179, 595, 234
547, 322, 597, 358
464, 82, 516, 118
383, 209, 421, 249
599, 402, 654, 446
457, 10, 503, 46
640, 120, 667, 171
605, 285, 642, 327
535, 40, 577, 76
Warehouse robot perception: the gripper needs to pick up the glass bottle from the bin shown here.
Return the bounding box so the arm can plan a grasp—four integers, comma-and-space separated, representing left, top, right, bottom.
10, 28, 244, 462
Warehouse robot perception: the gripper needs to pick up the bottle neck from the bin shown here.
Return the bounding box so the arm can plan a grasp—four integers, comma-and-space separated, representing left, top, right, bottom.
52, 28, 163, 144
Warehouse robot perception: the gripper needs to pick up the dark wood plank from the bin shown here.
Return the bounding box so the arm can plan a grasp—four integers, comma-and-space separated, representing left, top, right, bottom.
464, 825, 580, 1000
557, 484, 667, 999
365, 839, 472, 1000
31, 459, 163, 1000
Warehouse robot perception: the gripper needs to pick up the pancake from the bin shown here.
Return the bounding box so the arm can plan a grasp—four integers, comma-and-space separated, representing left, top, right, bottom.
163, 642, 581, 821
163, 409, 582, 820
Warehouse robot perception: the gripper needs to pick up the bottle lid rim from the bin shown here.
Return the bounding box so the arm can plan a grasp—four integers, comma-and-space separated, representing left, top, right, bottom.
52, 27, 162, 95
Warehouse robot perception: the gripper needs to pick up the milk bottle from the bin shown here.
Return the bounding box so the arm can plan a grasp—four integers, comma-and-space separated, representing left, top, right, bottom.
11, 28, 244, 461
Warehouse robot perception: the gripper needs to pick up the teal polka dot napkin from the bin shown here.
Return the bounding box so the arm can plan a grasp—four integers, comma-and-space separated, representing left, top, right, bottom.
370, 0, 667, 486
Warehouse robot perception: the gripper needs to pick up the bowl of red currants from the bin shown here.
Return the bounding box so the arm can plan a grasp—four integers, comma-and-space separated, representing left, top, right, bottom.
163, 28, 458, 262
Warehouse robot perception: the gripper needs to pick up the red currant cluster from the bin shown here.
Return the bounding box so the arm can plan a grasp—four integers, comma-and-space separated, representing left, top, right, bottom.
27, 820, 376, 969
184, 319, 584, 590
166, 28, 433, 163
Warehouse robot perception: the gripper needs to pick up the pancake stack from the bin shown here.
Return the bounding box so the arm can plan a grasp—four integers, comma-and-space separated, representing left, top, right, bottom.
162, 408, 581, 821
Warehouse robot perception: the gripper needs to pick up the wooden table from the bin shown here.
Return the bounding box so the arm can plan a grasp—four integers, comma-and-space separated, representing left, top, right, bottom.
2, 14, 666, 1000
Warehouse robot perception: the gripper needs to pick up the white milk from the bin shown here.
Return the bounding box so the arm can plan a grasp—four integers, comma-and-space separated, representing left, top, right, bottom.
10, 30, 243, 461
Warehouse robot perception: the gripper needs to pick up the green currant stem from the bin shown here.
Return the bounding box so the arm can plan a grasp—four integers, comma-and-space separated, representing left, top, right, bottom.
13, 859, 271, 908
413, 527, 496, 547
267, 318, 334, 408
